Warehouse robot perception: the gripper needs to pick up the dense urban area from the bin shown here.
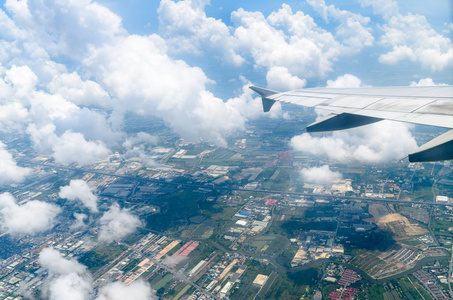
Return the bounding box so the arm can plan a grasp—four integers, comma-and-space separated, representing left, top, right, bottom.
1, 106, 453, 300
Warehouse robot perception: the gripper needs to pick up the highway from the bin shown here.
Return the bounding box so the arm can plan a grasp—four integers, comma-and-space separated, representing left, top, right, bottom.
19, 160, 453, 207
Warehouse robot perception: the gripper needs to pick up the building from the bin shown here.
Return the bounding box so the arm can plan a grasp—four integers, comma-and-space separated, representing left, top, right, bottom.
252, 274, 268, 287
436, 196, 449, 203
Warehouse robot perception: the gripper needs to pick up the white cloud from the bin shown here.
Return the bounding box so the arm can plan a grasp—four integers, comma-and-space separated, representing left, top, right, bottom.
39, 248, 157, 299
326, 74, 363, 88
38, 248, 92, 300
0, 193, 61, 235
84, 34, 248, 145
59, 180, 99, 213
379, 14, 453, 71
300, 165, 342, 184
358, 0, 399, 20
48, 72, 111, 108
409, 78, 449, 86
27, 123, 113, 166
290, 121, 417, 163
4, 0, 125, 60
232, 5, 341, 78
0, 102, 29, 131
122, 132, 158, 149
307, 0, 374, 52
98, 204, 142, 243
52, 131, 111, 166
266, 66, 306, 90
158, 0, 244, 66
71, 213, 88, 230
96, 281, 157, 300
0, 141, 31, 186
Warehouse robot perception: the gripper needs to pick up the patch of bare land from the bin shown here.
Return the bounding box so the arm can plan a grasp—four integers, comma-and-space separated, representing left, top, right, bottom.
368, 204, 427, 237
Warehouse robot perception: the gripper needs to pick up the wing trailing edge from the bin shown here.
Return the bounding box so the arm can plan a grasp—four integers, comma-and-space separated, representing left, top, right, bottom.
409, 130, 453, 162
249, 86, 278, 112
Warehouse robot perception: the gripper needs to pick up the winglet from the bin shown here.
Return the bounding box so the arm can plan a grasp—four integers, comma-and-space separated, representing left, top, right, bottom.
249, 86, 278, 112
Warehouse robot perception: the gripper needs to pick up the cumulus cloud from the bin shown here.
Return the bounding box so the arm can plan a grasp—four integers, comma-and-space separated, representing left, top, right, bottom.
378, 14, 453, 71
266, 66, 306, 90
84, 34, 253, 145
59, 180, 99, 213
409, 78, 449, 86
158, 0, 244, 65
122, 132, 158, 149
307, 0, 374, 51
96, 280, 157, 300
39, 248, 92, 300
0, 102, 29, 131
300, 165, 342, 184
52, 131, 111, 166
326, 74, 363, 88
358, 0, 399, 20
0, 142, 31, 186
71, 213, 88, 230
39, 248, 157, 299
48, 72, 111, 108
232, 5, 340, 78
4, 0, 125, 60
27, 124, 111, 166
290, 121, 417, 163
98, 204, 142, 243
0, 193, 61, 235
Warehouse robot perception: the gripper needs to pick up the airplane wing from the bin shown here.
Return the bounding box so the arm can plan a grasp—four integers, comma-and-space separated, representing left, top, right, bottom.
250, 85, 453, 162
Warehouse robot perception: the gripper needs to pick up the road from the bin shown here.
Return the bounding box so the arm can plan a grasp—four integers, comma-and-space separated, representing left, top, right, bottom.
19, 160, 453, 207
449, 244, 453, 298
147, 256, 221, 300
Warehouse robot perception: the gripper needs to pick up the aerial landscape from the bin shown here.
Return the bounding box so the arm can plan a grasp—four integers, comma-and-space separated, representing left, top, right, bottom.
0, 0, 452, 300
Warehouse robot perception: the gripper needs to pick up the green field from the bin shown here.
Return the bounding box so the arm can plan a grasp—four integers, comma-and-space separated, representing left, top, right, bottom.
153, 273, 173, 290
79, 244, 128, 273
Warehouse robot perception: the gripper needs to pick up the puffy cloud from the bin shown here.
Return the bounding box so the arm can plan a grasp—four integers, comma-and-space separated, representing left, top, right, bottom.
122, 132, 158, 149
122, 133, 160, 167
326, 74, 363, 88
71, 213, 88, 230
98, 204, 142, 243
290, 121, 417, 163
409, 78, 449, 86
358, 0, 399, 20
27, 123, 112, 165
266, 66, 306, 90
158, 0, 244, 65
96, 281, 157, 300
232, 5, 340, 78
38, 248, 92, 300
0, 102, 29, 131
0, 193, 61, 235
0, 142, 31, 186
84, 34, 248, 145
307, 0, 374, 52
378, 14, 453, 71
39, 248, 156, 299
299, 165, 342, 184
53, 131, 111, 166
59, 180, 98, 213
48, 72, 111, 108
4, 0, 125, 60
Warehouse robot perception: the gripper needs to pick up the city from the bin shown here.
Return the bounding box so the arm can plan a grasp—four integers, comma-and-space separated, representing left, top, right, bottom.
1, 108, 453, 299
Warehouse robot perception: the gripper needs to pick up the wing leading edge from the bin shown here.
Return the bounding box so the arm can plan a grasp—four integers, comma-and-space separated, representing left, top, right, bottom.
250, 85, 453, 162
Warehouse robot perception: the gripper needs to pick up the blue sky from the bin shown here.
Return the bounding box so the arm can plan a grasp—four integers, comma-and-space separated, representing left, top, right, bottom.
93, 0, 453, 97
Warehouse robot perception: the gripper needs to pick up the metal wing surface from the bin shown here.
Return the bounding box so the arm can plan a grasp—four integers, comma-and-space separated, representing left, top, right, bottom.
250, 86, 453, 162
